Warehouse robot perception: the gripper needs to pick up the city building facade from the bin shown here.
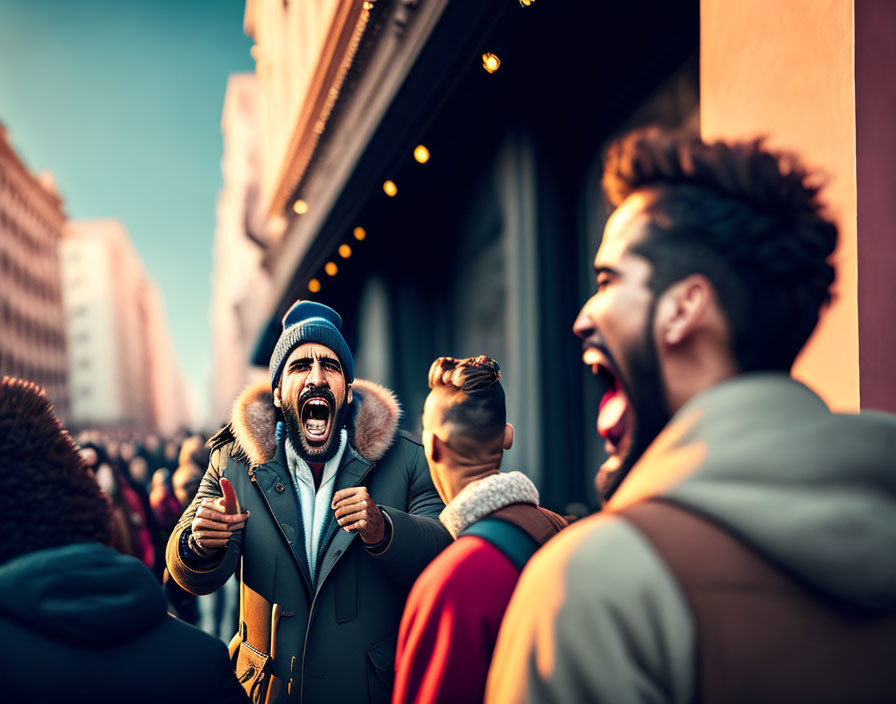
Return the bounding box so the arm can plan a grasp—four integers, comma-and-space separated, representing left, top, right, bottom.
241, 0, 699, 512
0, 124, 70, 421
62, 219, 190, 433
210, 72, 271, 424
237, 0, 896, 511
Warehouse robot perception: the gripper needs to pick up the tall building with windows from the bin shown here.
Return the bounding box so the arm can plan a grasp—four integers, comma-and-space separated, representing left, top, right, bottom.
143, 277, 193, 436
0, 124, 70, 421
61, 219, 191, 433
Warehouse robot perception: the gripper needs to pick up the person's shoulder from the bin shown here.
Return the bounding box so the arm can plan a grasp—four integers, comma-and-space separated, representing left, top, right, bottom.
396, 430, 423, 448
208, 423, 236, 452
449, 534, 519, 574
413, 535, 519, 602
524, 512, 665, 597
493, 512, 696, 704
207, 423, 256, 469
153, 612, 233, 662
144, 616, 248, 701
378, 430, 425, 469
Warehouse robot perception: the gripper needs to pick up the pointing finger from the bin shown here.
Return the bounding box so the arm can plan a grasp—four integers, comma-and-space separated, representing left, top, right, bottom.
220, 477, 239, 514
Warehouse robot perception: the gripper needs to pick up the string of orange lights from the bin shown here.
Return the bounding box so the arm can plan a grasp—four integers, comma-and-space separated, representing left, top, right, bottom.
294, 0, 531, 296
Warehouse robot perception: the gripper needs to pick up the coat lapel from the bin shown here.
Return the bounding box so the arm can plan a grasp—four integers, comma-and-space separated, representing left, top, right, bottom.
250, 440, 314, 594
314, 446, 375, 593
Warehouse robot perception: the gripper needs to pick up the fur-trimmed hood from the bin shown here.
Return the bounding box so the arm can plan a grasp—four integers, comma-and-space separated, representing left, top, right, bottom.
214, 378, 402, 467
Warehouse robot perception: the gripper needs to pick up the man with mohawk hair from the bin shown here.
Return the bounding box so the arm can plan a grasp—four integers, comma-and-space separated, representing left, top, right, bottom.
393, 356, 566, 704
0, 377, 248, 703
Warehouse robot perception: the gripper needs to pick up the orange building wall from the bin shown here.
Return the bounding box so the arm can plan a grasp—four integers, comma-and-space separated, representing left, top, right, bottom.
701, 0, 860, 412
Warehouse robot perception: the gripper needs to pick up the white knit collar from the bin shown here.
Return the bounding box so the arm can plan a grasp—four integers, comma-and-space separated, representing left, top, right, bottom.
439, 471, 539, 538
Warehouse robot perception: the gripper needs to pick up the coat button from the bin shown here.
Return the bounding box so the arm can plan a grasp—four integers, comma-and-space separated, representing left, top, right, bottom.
275, 482, 286, 493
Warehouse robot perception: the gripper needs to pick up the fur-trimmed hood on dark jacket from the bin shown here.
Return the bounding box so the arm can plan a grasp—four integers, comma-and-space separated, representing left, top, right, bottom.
210, 378, 402, 467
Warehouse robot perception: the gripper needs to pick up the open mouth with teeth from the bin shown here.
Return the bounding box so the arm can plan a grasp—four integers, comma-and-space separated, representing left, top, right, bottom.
301, 397, 333, 445
584, 346, 633, 462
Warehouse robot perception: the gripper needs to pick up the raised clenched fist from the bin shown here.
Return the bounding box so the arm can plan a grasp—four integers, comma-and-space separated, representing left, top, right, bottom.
332, 486, 384, 545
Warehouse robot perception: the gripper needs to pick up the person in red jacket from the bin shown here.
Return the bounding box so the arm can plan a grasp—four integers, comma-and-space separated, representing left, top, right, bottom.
393, 356, 566, 704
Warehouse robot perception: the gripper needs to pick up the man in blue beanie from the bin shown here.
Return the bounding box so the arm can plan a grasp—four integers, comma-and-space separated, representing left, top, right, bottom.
167, 301, 450, 704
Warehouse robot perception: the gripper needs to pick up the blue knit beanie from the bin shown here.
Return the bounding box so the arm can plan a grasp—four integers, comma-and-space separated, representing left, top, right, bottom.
269, 301, 354, 388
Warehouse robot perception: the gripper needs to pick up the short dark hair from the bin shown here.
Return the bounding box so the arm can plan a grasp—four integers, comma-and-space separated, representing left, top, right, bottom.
427, 356, 505, 440
0, 377, 112, 563
602, 127, 837, 372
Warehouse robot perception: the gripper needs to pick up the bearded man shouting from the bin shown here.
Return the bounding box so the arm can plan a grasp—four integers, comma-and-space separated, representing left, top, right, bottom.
485, 129, 896, 703
167, 301, 450, 704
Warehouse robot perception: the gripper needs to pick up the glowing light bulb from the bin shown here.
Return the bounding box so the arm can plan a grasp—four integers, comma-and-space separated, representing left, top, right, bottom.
353, 227, 367, 241
482, 53, 500, 74
339, 244, 352, 258
383, 180, 397, 197
413, 145, 430, 164
293, 199, 308, 215
308, 278, 321, 293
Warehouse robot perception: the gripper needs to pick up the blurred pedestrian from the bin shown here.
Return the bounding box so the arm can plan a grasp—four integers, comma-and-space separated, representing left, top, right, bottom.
486, 128, 896, 702
172, 434, 208, 507
125, 449, 166, 579
128, 455, 151, 492
0, 377, 248, 704
81, 442, 156, 572
150, 467, 182, 532
162, 438, 180, 470
393, 356, 566, 704
171, 434, 240, 640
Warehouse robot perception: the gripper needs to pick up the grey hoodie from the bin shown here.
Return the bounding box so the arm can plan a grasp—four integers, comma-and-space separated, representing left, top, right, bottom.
485, 374, 896, 703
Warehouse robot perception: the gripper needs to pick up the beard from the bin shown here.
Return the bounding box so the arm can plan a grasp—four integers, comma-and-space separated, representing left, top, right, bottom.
596, 300, 672, 503
282, 386, 348, 463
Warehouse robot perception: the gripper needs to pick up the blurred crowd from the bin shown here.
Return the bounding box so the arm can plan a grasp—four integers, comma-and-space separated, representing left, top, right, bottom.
74, 429, 238, 641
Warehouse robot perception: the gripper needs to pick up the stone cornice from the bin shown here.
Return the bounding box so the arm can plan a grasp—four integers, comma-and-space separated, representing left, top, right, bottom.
266, 0, 373, 218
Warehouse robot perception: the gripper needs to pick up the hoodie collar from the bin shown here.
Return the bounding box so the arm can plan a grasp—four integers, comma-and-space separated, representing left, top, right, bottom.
609, 372, 896, 610
0, 543, 165, 645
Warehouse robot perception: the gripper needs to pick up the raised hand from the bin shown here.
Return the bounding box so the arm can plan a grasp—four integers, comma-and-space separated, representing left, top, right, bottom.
190, 477, 249, 551
332, 486, 385, 545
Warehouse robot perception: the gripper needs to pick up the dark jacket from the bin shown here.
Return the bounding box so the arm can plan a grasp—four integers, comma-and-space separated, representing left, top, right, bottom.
0, 542, 248, 704
166, 379, 451, 704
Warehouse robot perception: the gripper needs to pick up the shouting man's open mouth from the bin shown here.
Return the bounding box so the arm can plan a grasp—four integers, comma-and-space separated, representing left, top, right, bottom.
299, 388, 337, 448
584, 345, 633, 469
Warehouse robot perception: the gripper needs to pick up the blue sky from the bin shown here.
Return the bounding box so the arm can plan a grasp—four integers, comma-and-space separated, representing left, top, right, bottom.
0, 0, 254, 425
